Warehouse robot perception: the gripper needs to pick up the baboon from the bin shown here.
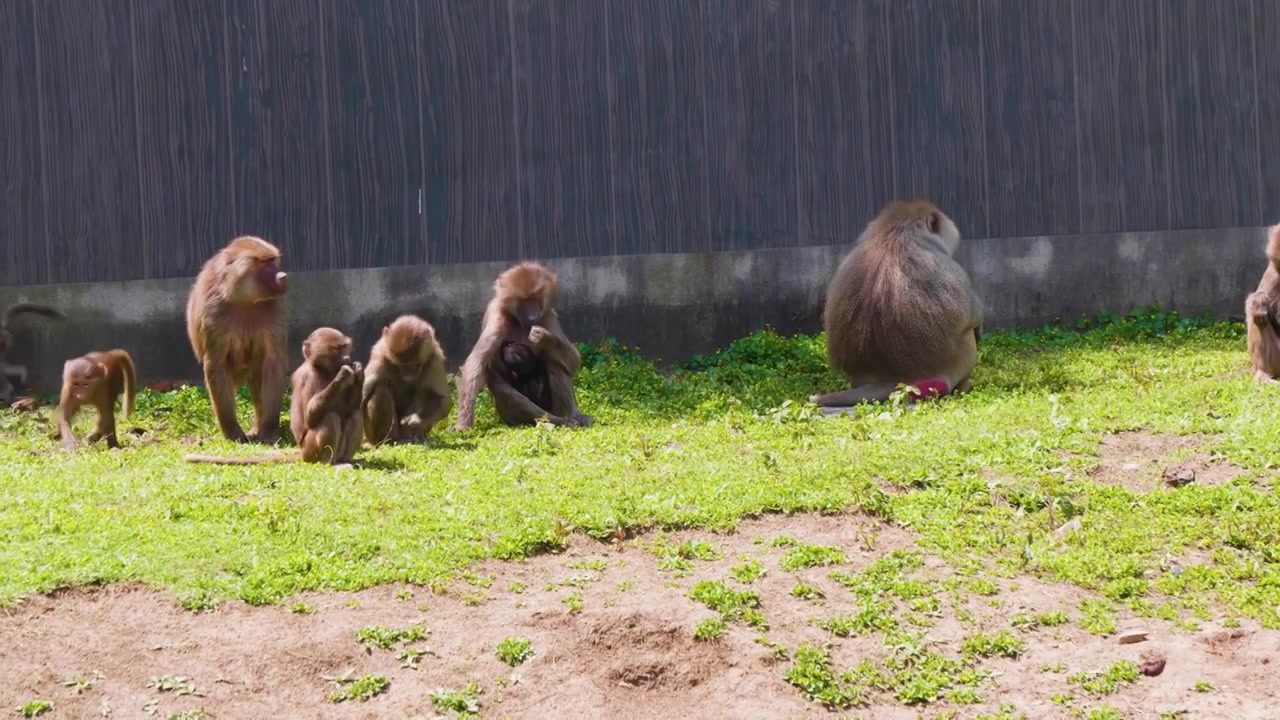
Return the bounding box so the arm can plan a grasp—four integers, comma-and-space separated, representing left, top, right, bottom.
362, 314, 450, 445
186, 328, 366, 467
186, 236, 289, 444
500, 340, 551, 412
452, 261, 593, 430
1246, 223, 1280, 382
290, 327, 364, 464
811, 199, 984, 413
0, 302, 65, 404
55, 349, 136, 451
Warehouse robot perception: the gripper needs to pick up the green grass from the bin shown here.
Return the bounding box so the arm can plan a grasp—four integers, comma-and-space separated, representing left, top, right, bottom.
3, 306, 1280, 631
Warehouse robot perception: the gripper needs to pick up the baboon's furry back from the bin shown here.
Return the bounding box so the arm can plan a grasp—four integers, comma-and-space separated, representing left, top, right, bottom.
823, 203, 975, 381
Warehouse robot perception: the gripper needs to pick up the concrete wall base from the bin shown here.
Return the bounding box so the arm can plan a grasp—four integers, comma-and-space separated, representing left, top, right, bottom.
0, 227, 1263, 394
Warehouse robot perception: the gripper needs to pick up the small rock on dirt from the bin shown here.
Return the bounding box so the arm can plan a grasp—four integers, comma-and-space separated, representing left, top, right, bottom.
1163, 466, 1196, 487
1117, 629, 1150, 645
1140, 651, 1167, 676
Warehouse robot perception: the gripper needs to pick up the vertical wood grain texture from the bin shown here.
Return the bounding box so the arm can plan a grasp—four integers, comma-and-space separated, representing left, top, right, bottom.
794, 0, 895, 246
34, 0, 142, 284
418, 0, 522, 265
10, 0, 1280, 288
510, 0, 614, 260
886, 0, 988, 238
608, 0, 710, 255
1073, 0, 1170, 233
701, 0, 797, 252
1164, 0, 1258, 229
981, 0, 1079, 237
0, 0, 47, 286
1254, 0, 1280, 223
226, 0, 334, 272
132, 0, 237, 278
324, 0, 424, 269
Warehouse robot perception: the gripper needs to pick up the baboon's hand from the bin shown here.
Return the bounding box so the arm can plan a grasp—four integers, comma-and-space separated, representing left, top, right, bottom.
1248, 292, 1272, 325
528, 325, 551, 347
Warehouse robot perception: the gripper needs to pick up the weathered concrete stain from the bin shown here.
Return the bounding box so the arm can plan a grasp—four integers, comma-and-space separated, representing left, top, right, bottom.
0, 226, 1266, 393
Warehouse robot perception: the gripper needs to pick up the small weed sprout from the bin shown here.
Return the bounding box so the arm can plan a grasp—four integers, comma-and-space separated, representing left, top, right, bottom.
780, 544, 847, 571
1068, 660, 1140, 695
562, 592, 584, 614
59, 671, 104, 694
430, 682, 484, 716
693, 618, 728, 641
496, 636, 535, 666
790, 583, 825, 601
357, 623, 427, 651
398, 647, 429, 669
147, 675, 199, 696
961, 630, 1026, 659
731, 559, 767, 584
1011, 611, 1069, 630
329, 674, 389, 703
16, 700, 53, 718
784, 643, 862, 710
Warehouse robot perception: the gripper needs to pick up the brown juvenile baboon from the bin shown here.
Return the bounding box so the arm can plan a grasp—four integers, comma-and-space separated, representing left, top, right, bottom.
290, 327, 364, 463
185, 328, 366, 467
452, 261, 593, 430
186, 235, 289, 444
0, 302, 65, 404
362, 314, 451, 445
55, 349, 136, 451
1246, 223, 1280, 382
811, 199, 984, 413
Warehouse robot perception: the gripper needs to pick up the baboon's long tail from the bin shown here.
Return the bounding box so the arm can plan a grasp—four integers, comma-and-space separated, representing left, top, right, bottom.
3, 303, 64, 328
113, 350, 137, 418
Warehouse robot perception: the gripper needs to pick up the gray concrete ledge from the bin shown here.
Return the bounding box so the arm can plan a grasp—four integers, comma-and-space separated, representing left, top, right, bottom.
0, 227, 1265, 394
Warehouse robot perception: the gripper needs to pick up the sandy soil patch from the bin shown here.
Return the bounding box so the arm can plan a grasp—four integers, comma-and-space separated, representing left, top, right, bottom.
1, 513, 1277, 719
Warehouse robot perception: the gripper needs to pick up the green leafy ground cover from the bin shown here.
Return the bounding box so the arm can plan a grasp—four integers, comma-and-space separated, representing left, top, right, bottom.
2, 306, 1278, 634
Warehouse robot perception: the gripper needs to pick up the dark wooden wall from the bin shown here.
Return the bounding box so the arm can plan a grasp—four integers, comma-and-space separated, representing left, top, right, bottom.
1, 0, 1274, 287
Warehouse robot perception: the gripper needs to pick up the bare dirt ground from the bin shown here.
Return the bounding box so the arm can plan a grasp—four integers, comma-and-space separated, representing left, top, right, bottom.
2, 508, 1278, 719
1087, 430, 1253, 493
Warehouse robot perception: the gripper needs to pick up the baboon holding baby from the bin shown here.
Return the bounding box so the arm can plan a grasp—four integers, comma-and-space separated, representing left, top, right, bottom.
812, 199, 984, 412
185, 235, 289, 444
1246, 223, 1280, 382
452, 261, 593, 430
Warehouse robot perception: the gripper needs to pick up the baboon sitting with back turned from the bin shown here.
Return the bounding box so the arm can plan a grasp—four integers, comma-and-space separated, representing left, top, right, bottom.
1246, 223, 1280, 382
811, 199, 984, 414
185, 235, 289, 444
452, 261, 593, 430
